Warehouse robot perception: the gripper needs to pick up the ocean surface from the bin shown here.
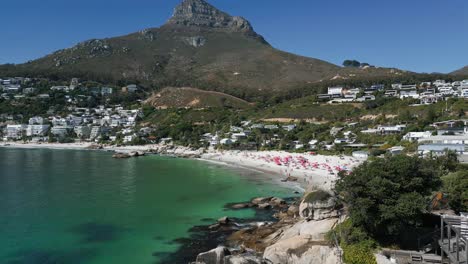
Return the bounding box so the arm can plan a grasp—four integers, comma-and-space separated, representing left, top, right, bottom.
0, 148, 296, 264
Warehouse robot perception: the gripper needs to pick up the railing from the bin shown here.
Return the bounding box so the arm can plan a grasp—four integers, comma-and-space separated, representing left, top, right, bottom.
440, 215, 468, 264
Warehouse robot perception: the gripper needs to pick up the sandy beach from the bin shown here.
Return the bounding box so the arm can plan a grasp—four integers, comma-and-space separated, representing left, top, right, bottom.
0, 142, 364, 191
0, 141, 95, 150
200, 151, 363, 191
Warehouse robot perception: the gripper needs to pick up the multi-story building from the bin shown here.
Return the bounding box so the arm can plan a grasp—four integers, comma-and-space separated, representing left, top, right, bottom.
5, 124, 27, 140
74, 126, 91, 139
50, 126, 73, 137
26, 125, 50, 137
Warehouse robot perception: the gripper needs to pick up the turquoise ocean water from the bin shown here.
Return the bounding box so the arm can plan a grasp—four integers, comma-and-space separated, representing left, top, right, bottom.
0, 148, 295, 264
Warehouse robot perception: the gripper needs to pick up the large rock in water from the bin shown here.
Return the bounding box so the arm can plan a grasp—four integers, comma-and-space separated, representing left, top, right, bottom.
261, 191, 343, 264
195, 246, 231, 264
299, 190, 340, 220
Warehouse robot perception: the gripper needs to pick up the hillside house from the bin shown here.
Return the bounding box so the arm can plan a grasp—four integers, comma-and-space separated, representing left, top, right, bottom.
328, 86, 343, 96
377, 125, 406, 135
403, 131, 433, 141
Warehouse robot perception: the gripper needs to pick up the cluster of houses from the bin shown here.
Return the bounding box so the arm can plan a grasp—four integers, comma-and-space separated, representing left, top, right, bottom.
320, 79, 468, 104
2, 105, 144, 143
346, 120, 468, 161
197, 118, 468, 162
200, 121, 297, 147
0, 77, 140, 100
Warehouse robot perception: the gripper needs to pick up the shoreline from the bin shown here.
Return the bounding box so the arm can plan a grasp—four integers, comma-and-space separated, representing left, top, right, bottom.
0, 141, 364, 191
1, 141, 353, 263
197, 157, 306, 193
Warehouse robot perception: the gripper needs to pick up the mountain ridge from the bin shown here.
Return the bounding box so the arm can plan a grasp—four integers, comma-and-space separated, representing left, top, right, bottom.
0, 0, 409, 99
451, 66, 468, 76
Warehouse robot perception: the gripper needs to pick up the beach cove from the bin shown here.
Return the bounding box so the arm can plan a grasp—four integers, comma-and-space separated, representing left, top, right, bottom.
0, 148, 299, 264
0, 142, 364, 191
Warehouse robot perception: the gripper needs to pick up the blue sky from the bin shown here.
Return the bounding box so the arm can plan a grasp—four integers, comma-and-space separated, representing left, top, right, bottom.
1, 0, 467, 73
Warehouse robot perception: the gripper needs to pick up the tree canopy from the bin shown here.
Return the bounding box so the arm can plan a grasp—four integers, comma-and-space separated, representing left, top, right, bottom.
335, 154, 457, 240
442, 170, 468, 213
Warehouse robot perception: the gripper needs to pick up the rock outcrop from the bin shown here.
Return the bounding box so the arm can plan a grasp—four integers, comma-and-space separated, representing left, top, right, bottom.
167, 0, 255, 33
263, 237, 340, 264
194, 246, 231, 264
299, 190, 340, 220
193, 190, 344, 264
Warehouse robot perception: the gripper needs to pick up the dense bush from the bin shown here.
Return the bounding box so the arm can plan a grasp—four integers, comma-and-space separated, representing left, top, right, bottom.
335, 154, 457, 240
342, 242, 377, 264
442, 170, 468, 213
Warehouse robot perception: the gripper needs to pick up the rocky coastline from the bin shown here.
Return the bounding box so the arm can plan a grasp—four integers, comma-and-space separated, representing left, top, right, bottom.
159, 191, 345, 264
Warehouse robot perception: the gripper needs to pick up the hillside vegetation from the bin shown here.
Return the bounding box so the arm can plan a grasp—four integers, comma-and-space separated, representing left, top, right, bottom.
144, 87, 252, 109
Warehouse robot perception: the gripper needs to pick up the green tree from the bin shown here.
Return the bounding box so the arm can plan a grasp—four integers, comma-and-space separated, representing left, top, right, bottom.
343, 60, 361, 67
442, 170, 468, 213
335, 155, 443, 240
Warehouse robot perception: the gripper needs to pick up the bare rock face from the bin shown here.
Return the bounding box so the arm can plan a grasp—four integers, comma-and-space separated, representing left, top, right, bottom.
184, 36, 206, 47
263, 237, 340, 264
195, 246, 231, 264
167, 0, 254, 33
224, 254, 264, 264
299, 191, 340, 220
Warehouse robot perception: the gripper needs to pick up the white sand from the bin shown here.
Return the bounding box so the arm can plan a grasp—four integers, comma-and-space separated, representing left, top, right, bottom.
0, 141, 94, 150
201, 150, 363, 191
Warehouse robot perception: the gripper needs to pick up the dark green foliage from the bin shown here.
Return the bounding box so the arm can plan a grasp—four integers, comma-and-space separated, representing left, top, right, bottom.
442, 171, 468, 213
343, 60, 362, 67
327, 219, 377, 264
335, 155, 456, 240
303, 190, 331, 203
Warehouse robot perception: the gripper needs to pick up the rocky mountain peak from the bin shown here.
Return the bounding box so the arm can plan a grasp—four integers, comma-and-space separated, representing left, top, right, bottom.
166, 0, 254, 33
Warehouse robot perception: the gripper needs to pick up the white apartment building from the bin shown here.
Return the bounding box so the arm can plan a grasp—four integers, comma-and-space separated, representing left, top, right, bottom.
26, 125, 50, 137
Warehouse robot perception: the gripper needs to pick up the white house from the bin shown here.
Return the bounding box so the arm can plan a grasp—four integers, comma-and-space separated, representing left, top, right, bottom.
400, 88, 419, 99
50, 86, 70, 92
282, 124, 296, 131
418, 135, 468, 145
352, 151, 369, 160
29, 116, 45, 125
377, 125, 406, 134
101, 87, 113, 96
328, 87, 343, 96
385, 90, 398, 97
433, 80, 447, 87
308, 139, 319, 149
124, 134, 137, 143
438, 86, 455, 95
231, 132, 247, 141
403, 131, 433, 141
220, 138, 233, 145
418, 144, 466, 156
461, 89, 468, 98
388, 146, 405, 155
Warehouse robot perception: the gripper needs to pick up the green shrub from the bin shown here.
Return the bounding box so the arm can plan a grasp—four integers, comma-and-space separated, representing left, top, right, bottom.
327, 220, 377, 264
342, 242, 377, 264
303, 190, 331, 203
